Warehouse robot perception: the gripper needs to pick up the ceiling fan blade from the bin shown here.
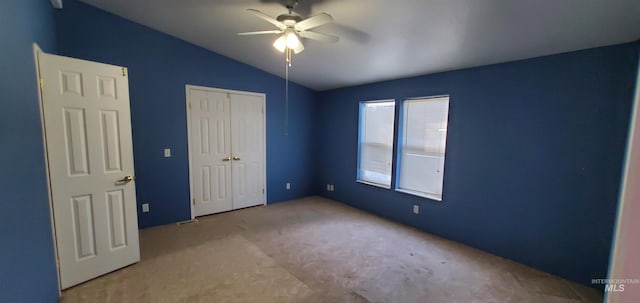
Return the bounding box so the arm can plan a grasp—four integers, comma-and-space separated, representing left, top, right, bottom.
247, 9, 286, 30
299, 31, 339, 43
238, 30, 283, 36
295, 13, 333, 31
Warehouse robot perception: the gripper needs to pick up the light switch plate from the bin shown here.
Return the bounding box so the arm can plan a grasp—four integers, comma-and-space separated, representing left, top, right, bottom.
164, 148, 171, 157
142, 203, 150, 213
413, 205, 419, 214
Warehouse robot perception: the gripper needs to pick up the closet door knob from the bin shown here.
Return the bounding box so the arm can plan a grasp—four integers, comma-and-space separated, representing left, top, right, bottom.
232, 156, 240, 161
222, 157, 231, 161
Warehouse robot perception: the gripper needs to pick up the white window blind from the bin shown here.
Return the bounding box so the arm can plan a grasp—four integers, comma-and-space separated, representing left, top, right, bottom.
357, 100, 395, 187
398, 96, 449, 200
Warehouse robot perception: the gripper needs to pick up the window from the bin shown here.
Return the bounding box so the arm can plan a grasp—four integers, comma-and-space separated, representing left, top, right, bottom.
357, 100, 395, 188
397, 96, 450, 200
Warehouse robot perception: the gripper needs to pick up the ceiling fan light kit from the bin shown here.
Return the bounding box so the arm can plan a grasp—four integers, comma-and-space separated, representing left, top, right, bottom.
273, 30, 303, 54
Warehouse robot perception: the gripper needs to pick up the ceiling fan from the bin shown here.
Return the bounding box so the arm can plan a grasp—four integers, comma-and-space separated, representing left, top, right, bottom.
238, 0, 339, 55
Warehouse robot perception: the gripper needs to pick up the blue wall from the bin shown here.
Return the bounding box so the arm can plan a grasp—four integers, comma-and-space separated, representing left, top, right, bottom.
315, 42, 640, 287
0, 1, 59, 302
55, 0, 318, 227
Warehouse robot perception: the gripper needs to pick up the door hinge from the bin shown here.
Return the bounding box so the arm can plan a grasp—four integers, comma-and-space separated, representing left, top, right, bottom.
39, 78, 44, 90
122, 67, 127, 77
192, 198, 195, 205
262, 188, 265, 194
189, 101, 191, 110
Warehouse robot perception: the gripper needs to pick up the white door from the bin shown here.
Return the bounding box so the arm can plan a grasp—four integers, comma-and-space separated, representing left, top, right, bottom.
187, 86, 265, 217
230, 93, 265, 209
39, 52, 140, 289
189, 89, 233, 215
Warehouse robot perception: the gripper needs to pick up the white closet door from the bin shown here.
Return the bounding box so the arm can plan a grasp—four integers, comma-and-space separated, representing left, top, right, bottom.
230, 93, 265, 209
39, 52, 140, 289
190, 90, 233, 216
188, 86, 265, 217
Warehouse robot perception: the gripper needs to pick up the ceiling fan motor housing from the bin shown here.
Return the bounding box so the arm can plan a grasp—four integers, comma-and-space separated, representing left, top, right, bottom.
277, 14, 303, 26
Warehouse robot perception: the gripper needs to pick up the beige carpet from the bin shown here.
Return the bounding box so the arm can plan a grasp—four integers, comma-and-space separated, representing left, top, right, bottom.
61, 196, 603, 303
61, 234, 310, 303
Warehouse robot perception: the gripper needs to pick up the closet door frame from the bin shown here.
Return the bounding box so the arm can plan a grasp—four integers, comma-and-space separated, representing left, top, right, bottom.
185, 84, 267, 219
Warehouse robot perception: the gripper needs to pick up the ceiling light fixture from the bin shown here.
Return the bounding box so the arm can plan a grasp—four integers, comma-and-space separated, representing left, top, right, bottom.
273, 29, 304, 67
285, 31, 302, 52
273, 35, 287, 53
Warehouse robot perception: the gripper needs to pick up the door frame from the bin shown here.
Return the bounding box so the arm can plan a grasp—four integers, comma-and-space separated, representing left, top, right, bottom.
33, 44, 62, 294
605, 57, 640, 303
185, 84, 267, 219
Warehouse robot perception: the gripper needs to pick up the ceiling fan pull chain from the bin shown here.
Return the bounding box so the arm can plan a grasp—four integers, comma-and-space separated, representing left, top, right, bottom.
285, 49, 290, 136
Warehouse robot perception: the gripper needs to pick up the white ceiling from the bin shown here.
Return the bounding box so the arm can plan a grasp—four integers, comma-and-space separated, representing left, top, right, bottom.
77, 0, 640, 91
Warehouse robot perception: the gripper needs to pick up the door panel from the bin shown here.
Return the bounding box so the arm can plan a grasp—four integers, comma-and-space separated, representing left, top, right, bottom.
100, 110, 123, 173
106, 189, 127, 250
230, 93, 265, 209
190, 90, 232, 216
63, 108, 90, 176
71, 194, 96, 259
39, 52, 139, 289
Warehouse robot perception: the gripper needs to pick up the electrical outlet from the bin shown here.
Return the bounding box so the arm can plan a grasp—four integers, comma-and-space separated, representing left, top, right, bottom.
163, 148, 171, 158
326, 184, 331, 191
330, 184, 335, 192
286, 182, 291, 190
413, 205, 419, 214
142, 203, 150, 213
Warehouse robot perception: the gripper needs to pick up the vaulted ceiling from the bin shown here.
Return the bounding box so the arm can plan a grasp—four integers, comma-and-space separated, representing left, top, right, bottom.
77, 0, 640, 91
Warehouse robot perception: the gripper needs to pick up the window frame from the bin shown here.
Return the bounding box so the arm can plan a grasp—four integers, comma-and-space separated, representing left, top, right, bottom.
356, 99, 396, 189
395, 95, 451, 202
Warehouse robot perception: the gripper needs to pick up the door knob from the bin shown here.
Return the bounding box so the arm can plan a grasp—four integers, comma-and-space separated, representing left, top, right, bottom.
222, 156, 231, 161
232, 156, 240, 161
117, 175, 134, 183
